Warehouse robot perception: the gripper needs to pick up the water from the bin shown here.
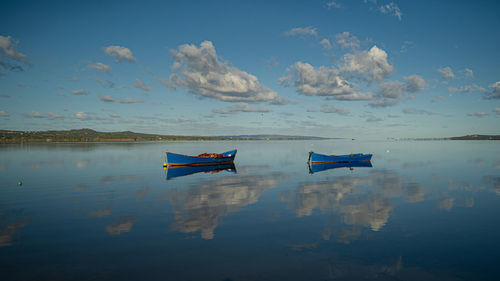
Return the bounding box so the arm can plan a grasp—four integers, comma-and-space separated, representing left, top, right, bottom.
1, 140, 499, 280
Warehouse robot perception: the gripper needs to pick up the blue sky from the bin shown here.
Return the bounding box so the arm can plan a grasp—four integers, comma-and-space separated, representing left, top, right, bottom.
1, 0, 499, 139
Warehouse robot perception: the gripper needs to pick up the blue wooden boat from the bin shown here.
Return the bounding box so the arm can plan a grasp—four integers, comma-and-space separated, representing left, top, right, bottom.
166, 149, 237, 166
309, 161, 372, 174
166, 163, 236, 180
308, 151, 372, 164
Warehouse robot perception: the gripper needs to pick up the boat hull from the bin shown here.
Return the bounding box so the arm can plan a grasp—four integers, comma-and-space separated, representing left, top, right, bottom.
167, 163, 236, 179
309, 161, 372, 174
166, 150, 237, 166
309, 152, 372, 164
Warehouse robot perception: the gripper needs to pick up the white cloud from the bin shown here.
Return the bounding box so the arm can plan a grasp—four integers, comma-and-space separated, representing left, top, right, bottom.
403, 75, 427, 93
71, 89, 89, 95
403, 108, 437, 115
464, 68, 473, 78
400, 40, 414, 53
379, 2, 402, 21
88, 62, 111, 72
99, 95, 115, 102
133, 79, 152, 91
335, 32, 360, 49
279, 61, 370, 101
0, 35, 30, 71
118, 98, 143, 104
168, 41, 281, 103
320, 38, 332, 50
74, 112, 89, 120
467, 112, 487, 118
485, 81, 500, 99
0, 35, 29, 62
369, 81, 405, 107
342, 45, 393, 82
284, 27, 318, 37
437, 66, 455, 79
387, 113, 400, 118
326, 1, 342, 9
104, 45, 135, 63
0, 110, 9, 117
320, 104, 350, 115
109, 113, 120, 118
28, 111, 44, 118
213, 103, 271, 114
493, 108, 500, 115
25, 111, 64, 119
457, 84, 486, 93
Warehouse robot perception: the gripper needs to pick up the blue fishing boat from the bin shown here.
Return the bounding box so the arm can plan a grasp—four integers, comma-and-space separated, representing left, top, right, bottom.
309, 161, 372, 174
166, 163, 236, 180
308, 151, 372, 164
166, 149, 237, 166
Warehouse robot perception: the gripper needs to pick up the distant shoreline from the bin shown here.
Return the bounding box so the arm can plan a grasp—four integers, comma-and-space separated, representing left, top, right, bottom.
0, 128, 334, 143
1, 129, 498, 143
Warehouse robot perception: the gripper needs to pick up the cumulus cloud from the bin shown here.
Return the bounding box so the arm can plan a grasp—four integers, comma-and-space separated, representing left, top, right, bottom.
485, 81, 500, 99
0, 35, 30, 71
326, 1, 342, 9
99, 95, 115, 102
284, 26, 318, 37
213, 103, 271, 114
494, 108, 500, 115
74, 112, 89, 120
117, 98, 143, 104
320, 38, 332, 50
71, 89, 89, 95
279, 61, 370, 101
379, 2, 403, 21
467, 112, 487, 118
335, 32, 360, 49
88, 62, 111, 72
0, 110, 8, 117
320, 104, 350, 115
168, 41, 281, 103
403, 75, 427, 93
464, 68, 473, 78
342, 45, 393, 82
25, 111, 64, 119
369, 81, 405, 107
437, 66, 455, 79
104, 45, 135, 63
133, 79, 152, 91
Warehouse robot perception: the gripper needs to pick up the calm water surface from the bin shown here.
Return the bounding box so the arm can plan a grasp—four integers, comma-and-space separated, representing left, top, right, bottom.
1, 140, 499, 280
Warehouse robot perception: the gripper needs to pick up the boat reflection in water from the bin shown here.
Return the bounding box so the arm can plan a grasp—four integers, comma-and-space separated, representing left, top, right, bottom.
166, 163, 236, 180
309, 161, 372, 174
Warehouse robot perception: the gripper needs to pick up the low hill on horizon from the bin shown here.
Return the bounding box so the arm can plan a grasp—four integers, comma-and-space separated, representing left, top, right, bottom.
0, 128, 333, 143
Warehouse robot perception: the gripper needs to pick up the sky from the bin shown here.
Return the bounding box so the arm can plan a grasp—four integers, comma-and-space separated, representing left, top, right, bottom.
0, 0, 499, 139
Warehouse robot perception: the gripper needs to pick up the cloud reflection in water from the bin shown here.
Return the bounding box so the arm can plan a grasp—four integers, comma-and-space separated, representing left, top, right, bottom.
167, 173, 285, 239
